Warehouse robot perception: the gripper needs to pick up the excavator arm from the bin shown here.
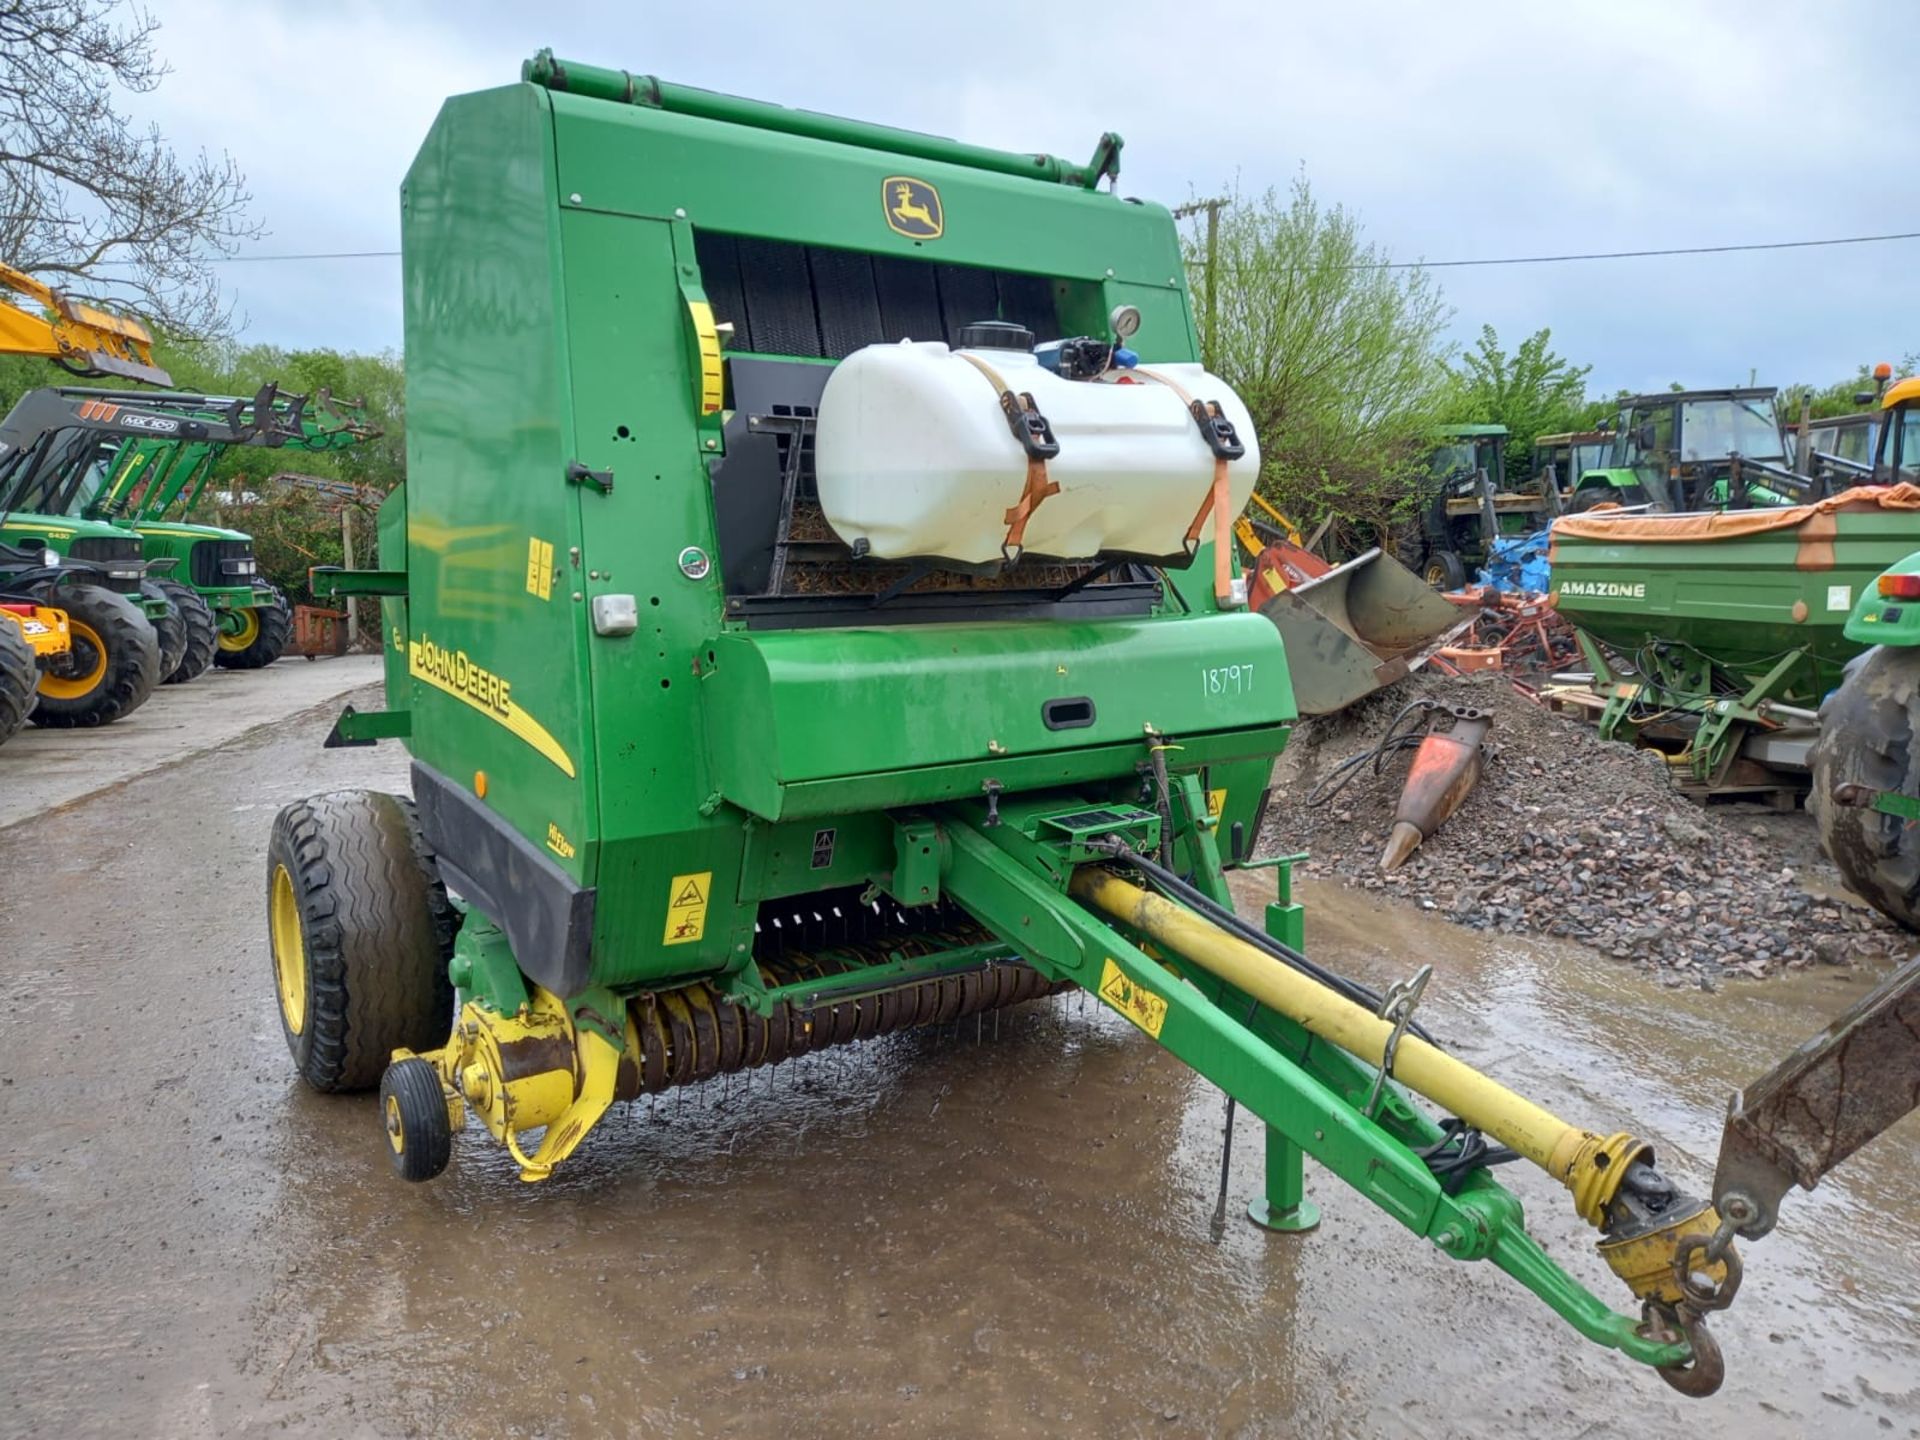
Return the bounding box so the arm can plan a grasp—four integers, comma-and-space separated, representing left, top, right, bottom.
1712, 954, 1920, 1242
0, 263, 172, 387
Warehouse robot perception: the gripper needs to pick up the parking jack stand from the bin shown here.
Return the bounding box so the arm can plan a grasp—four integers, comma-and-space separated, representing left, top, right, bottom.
1249, 1124, 1320, 1232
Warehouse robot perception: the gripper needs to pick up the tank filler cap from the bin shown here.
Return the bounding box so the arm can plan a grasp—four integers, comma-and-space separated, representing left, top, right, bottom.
956, 321, 1034, 352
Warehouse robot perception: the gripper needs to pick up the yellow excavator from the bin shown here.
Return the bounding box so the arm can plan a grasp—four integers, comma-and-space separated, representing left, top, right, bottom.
0, 261, 171, 386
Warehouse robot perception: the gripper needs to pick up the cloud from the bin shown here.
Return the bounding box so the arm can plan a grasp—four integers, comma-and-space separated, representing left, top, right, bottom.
122, 0, 1915, 390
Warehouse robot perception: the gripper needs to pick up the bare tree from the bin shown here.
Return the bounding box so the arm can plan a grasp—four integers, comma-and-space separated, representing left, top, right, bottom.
0, 0, 259, 337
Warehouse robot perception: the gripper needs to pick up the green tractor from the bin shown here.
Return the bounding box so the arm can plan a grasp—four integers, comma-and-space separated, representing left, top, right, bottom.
1396, 423, 1564, 587
1572, 387, 1807, 512
251, 50, 1855, 1398
0, 385, 368, 682
1530, 429, 1610, 497
1810, 377, 1920, 925
85, 388, 373, 673
0, 526, 159, 728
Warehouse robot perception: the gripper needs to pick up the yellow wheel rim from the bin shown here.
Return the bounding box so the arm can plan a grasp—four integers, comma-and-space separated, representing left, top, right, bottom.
270, 863, 308, 1036
385, 1094, 406, 1155
219, 606, 261, 653
36, 618, 109, 700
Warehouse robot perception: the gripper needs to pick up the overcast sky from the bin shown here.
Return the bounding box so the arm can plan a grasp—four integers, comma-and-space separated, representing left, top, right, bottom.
128, 0, 1916, 395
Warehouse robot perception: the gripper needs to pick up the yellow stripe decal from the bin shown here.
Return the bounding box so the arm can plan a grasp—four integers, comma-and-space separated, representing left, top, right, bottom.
408, 634, 576, 778
688, 300, 724, 416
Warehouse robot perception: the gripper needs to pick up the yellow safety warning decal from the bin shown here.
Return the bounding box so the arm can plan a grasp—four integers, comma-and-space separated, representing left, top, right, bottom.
663, 870, 712, 946
1099, 957, 1168, 1039
1207, 788, 1227, 817
526, 536, 555, 600
408, 632, 576, 778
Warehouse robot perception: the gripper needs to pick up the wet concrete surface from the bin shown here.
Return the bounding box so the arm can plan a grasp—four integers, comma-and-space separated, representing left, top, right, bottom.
0, 653, 382, 831
0, 691, 1916, 1438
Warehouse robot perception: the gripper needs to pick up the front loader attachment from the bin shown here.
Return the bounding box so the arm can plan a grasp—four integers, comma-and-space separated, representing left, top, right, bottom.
1257, 547, 1470, 714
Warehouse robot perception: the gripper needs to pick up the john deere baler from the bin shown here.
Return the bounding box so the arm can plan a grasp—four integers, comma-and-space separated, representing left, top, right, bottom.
271, 52, 1755, 1395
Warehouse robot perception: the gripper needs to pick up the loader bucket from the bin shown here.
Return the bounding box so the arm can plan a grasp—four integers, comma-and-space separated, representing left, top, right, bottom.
1257, 547, 1470, 715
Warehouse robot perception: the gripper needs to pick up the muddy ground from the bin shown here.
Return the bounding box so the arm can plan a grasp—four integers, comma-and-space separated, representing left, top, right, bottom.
1265, 674, 1904, 979
1, 690, 1917, 1438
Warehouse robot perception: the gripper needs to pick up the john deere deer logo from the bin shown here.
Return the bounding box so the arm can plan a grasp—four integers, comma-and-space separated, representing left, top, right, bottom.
883, 176, 943, 239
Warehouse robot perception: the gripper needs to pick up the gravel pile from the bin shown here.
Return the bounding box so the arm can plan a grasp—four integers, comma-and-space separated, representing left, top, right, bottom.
1261, 674, 1905, 981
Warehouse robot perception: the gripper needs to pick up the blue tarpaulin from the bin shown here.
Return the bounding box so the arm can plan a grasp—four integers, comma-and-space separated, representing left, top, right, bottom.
1477, 531, 1551, 594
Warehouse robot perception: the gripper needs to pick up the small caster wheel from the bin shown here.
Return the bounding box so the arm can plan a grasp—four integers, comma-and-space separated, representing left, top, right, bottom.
380, 1057, 452, 1182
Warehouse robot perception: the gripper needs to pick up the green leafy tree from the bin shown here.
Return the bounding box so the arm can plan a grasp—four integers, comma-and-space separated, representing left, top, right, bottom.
1185, 177, 1454, 553
1446, 325, 1592, 484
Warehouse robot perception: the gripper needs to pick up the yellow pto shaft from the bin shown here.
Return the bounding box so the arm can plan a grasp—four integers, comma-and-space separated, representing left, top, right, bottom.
1073, 869, 1680, 1229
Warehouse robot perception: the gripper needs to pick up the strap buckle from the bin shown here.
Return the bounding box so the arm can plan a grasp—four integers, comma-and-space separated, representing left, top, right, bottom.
1188, 400, 1245, 460
1000, 391, 1060, 460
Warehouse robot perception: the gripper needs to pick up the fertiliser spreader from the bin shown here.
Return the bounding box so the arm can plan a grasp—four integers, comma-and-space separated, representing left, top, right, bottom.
260, 51, 1902, 1396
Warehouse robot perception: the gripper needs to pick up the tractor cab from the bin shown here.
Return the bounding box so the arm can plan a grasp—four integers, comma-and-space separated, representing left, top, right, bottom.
1869, 377, 1920, 480
1575, 388, 1793, 511
1531, 430, 1610, 498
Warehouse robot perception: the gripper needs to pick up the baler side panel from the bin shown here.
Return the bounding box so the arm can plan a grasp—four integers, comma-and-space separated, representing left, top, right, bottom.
399, 84, 598, 888
551, 201, 749, 983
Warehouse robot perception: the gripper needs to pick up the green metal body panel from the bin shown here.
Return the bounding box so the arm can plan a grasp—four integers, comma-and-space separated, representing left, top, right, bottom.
704, 614, 1289, 820
121, 519, 259, 613
1551, 508, 1920, 704
0, 510, 141, 556
1574, 466, 1642, 496
1844, 551, 1920, 645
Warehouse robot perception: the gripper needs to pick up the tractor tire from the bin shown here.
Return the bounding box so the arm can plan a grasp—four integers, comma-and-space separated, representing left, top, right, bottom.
1423, 549, 1468, 591
138, 580, 187, 681
1809, 645, 1920, 933
266, 789, 458, 1093
154, 578, 217, 685
29, 583, 159, 729
379, 1056, 453, 1182
215, 581, 293, 670
0, 616, 34, 747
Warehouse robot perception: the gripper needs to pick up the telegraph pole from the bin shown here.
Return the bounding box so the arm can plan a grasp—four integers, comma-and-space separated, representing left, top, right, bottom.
1173, 196, 1228, 371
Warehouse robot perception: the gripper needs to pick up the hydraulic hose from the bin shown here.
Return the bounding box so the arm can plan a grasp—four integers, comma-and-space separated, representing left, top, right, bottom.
1091, 841, 1437, 1046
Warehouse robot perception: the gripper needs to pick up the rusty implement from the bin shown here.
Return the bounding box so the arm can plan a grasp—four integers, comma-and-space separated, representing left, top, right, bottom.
1258, 547, 1473, 715
1712, 954, 1920, 1243
1380, 704, 1493, 871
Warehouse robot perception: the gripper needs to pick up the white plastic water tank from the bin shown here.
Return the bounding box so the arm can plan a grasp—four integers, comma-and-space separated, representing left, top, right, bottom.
813, 337, 1260, 565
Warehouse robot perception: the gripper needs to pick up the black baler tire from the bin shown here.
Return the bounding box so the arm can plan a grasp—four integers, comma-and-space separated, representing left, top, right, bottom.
379, 1057, 453, 1182
155, 578, 218, 684
267, 790, 457, 1093
0, 617, 34, 746
1809, 645, 1920, 933
29, 583, 159, 728
138, 580, 187, 679
215, 581, 293, 670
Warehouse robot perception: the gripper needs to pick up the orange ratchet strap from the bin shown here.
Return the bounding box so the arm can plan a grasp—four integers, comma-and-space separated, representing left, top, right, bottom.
1136, 368, 1248, 606
957, 351, 1061, 561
